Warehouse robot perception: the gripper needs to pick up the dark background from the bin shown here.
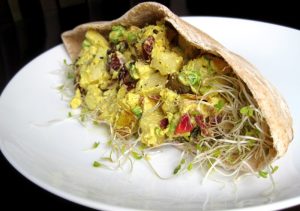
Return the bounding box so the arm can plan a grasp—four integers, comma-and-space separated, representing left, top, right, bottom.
0, 0, 299, 210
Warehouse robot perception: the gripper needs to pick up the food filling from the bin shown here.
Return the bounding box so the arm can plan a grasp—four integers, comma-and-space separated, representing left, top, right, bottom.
68, 21, 274, 176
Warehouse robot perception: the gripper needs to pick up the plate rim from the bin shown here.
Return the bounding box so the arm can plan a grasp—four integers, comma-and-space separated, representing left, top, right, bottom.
181, 16, 300, 32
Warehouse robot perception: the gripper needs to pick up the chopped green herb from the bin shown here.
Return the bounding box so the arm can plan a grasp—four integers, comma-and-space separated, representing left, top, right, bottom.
67, 72, 74, 79
82, 39, 91, 48
102, 157, 113, 162
107, 139, 112, 146
271, 165, 279, 174
258, 170, 268, 178
214, 100, 225, 111
80, 114, 85, 122
92, 142, 100, 149
155, 127, 164, 137
63, 59, 72, 66
180, 159, 186, 164
138, 143, 147, 151
132, 106, 142, 118
109, 25, 126, 44
190, 110, 200, 116
121, 145, 126, 154
68, 111, 72, 118
127, 32, 137, 43
167, 120, 177, 135
247, 139, 256, 147
213, 149, 221, 158
93, 120, 99, 125
196, 144, 208, 152
187, 72, 200, 85
173, 164, 181, 174
131, 151, 143, 160
245, 129, 260, 137
126, 62, 139, 79
117, 41, 127, 52
178, 70, 201, 87
187, 163, 193, 171
93, 161, 102, 167
240, 106, 254, 117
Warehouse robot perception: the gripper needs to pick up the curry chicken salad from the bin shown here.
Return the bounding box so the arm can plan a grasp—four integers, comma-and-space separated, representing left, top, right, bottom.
68, 21, 275, 177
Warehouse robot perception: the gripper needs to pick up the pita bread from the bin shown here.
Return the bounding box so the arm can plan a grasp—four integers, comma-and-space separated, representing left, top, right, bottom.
61, 2, 293, 171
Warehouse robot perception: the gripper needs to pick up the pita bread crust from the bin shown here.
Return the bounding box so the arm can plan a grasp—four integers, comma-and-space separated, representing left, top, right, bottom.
61, 2, 293, 170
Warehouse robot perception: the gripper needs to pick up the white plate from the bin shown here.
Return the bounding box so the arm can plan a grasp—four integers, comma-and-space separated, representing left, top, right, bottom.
1, 17, 300, 211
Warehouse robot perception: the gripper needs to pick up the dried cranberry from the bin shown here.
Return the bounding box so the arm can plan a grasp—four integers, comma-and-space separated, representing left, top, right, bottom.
175, 114, 193, 134
109, 53, 122, 70
119, 67, 136, 91
195, 115, 206, 129
118, 66, 126, 81
160, 118, 169, 129
142, 36, 155, 61
210, 116, 222, 124
125, 82, 136, 91
195, 115, 210, 136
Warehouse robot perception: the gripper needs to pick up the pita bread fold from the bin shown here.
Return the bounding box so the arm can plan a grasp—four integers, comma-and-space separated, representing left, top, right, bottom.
61, 2, 293, 170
